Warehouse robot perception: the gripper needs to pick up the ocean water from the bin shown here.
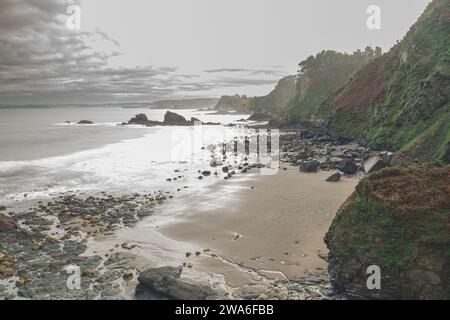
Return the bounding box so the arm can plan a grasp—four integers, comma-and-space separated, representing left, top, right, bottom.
0, 106, 253, 204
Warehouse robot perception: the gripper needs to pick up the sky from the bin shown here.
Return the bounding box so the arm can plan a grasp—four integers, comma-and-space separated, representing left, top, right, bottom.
0, 0, 432, 105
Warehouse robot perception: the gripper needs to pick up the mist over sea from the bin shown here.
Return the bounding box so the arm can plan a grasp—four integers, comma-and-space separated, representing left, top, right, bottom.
0, 106, 251, 203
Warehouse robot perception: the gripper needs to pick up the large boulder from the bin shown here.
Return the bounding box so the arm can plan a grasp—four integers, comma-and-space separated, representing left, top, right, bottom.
128, 113, 149, 125
136, 266, 218, 300
163, 111, 190, 126
325, 164, 450, 299
364, 156, 387, 174
77, 120, 94, 125
337, 158, 358, 175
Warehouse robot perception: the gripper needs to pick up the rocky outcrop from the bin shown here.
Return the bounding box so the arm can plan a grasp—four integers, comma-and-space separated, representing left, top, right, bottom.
213, 95, 251, 113
77, 120, 94, 125
136, 266, 219, 300
128, 113, 149, 125
126, 111, 207, 127
325, 164, 450, 299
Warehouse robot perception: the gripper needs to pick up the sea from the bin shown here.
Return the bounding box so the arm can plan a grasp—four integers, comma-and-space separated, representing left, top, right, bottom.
0, 106, 254, 204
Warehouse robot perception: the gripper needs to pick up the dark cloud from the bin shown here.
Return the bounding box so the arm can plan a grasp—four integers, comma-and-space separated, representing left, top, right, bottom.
0, 0, 280, 104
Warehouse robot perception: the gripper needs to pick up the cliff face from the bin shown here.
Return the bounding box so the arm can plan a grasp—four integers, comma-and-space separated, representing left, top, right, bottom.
325, 164, 450, 299
249, 75, 297, 118
213, 95, 251, 113
287, 49, 378, 120
324, 0, 450, 163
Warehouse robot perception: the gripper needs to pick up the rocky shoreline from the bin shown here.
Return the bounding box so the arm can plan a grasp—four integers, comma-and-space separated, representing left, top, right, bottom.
2, 115, 444, 300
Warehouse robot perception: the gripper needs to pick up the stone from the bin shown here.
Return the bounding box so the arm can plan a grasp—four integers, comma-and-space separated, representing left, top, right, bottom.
128, 113, 148, 125
337, 158, 358, 175
163, 111, 190, 126
136, 266, 218, 300
325, 172, 341, 182
123, 272, 134, 281
299, 161, 320, 173
363, 156, 387, 174
77, 120, 94, 125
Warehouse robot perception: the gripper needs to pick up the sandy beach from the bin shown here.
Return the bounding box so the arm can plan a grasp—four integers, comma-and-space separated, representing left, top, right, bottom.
159, 165, 358, 288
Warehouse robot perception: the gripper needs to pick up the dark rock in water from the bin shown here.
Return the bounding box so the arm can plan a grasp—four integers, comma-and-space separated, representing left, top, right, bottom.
337, 158, 358, 175
136, 266, 218, 300
325, 164, 450, 299
247, 113, 273, 121
163, 111, 190, 126
128, 113, 149, 125
299, 161, 319, 173
364, 156, 386, 174
222, 166, 229, 173
201, 171, 211, 176
325, 172, 341, 182
77, 120, 94, 125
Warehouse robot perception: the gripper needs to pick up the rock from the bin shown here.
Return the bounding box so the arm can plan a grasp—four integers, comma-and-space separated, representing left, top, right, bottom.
123, 272, 133, 281
222, 166, 229, 173
163, 111, 190, 126
232, 233, 242, 241
325, 172, 341, 182
364, 156, 386, 174
15, 278, 32, 287
201, 171, 211, 176
128, 113, 148, 125
0, 214, 18, 233
209, 158, 223, 167
337, 158, 358, 175
136, 266, 218, 300
325, 164, 450, 299
299, 161, 320, 173
77, 120, 94, 125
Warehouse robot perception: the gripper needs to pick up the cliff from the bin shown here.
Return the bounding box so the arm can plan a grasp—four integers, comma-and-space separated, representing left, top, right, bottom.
322, 0, 450, 163
325, 164, 450, 299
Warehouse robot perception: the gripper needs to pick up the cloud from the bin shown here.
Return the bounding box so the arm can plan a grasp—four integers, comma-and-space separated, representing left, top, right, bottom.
204, 68, 285, 77
0, 0, 281, 104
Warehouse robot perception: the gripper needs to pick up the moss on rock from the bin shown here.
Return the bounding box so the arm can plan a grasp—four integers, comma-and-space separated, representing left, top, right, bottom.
325, 164, 450, 299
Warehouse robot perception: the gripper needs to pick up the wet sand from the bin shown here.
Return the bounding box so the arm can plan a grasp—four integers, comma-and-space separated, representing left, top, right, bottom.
159, 166, 358, 287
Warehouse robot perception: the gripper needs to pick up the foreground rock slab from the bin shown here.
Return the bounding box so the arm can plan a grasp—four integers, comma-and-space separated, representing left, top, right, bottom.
136, 266, 219, 300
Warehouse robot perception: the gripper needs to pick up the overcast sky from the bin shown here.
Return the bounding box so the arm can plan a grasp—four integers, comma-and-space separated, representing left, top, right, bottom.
0, 0, 431, 105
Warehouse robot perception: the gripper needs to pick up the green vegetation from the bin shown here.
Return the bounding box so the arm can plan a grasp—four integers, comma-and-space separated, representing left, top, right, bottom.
326, 164, 450, 299
325, 0, 450, 163
286, 48, 381, 120
249, 75, 297, 118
